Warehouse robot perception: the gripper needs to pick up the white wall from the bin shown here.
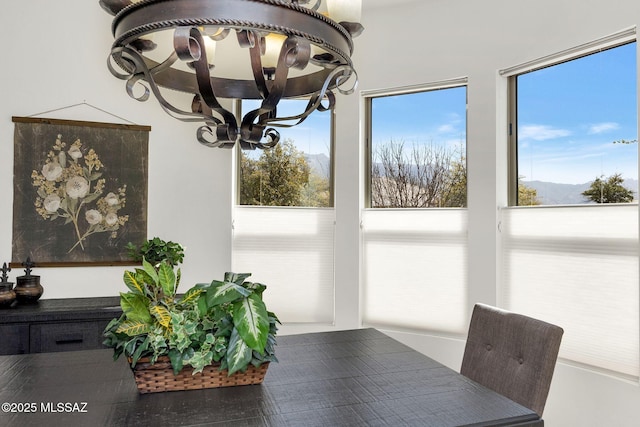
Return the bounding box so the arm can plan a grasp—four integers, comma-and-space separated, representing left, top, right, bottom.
345, 1, 640, 426
0, 1, 233, 296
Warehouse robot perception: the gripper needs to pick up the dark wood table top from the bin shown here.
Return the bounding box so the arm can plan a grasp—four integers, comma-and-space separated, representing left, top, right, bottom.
0, 296, 122, 323
0, 328, 541, 426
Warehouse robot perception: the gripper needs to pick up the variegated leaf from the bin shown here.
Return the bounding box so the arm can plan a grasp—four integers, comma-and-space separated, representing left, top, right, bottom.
142, 257, 159, 283
123, 270, 143, 294
205, 280, 251, 308
150, 304, 172, 328
226, 327, 252, 375
120, 292, 153, 324
134, 269, 155, 293
157, 262, 176, 297
233, 293, 269, 353
224, 272, 252, 285
245, 281, 266, 295
179, 288, 203, 305
115, 320, 151, 336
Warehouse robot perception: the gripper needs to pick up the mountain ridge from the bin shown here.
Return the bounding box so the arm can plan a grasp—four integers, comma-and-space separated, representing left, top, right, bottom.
524, 178, 638, 204
305, 153, 638, 205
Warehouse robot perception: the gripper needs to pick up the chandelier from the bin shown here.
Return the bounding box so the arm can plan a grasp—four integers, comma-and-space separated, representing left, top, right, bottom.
99, 0, 363, 149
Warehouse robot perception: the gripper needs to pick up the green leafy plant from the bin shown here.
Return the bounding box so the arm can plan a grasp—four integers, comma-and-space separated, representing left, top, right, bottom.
103, 259, 278, 376
126, 237, 185, 267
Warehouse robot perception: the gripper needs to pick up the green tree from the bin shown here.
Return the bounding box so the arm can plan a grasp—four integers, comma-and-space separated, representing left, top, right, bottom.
239, 152, 261, 205
582, 173, 634, 203
518, 182, 541, 206
301, 173, 330, 207
441, 148, 467, 207
239, 139, 311, 206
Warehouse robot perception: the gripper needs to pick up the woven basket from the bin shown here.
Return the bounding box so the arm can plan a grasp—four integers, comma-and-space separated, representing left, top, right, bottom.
129, 356, 269, 394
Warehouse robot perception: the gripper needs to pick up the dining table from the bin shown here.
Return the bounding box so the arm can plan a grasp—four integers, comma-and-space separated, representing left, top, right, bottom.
0, 328, 542, 426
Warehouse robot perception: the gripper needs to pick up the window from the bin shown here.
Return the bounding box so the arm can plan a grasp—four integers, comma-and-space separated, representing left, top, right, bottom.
510, 41, 637, 206
232, 98, 335, 324
367, 84, 467, 208
502, 30, 639, 378
361, 81, 469, 335
238, 99, 333, 207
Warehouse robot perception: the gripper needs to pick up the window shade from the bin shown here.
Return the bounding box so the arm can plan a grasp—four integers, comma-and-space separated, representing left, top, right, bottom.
232, 206, 335, 323
501, 205, 639, 378
362, 208, 468, 334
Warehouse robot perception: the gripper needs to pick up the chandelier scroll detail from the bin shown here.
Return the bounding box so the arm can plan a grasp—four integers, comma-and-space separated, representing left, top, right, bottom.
99, 0, 363, 150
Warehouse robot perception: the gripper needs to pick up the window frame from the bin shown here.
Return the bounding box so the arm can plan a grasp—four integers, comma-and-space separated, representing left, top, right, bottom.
363, 78, 469, 209
504, 27, 637, 206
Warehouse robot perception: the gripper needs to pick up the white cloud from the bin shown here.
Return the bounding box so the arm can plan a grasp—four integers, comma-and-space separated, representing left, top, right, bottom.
437, 124, 455, 133
519, 124, 571, 141
588, 122, 620, 134
434, 113, 464, 135
544, 152, 605, 162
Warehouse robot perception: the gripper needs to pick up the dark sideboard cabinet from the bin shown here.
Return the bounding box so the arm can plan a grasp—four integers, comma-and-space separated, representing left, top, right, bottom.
0, 297, 121, 355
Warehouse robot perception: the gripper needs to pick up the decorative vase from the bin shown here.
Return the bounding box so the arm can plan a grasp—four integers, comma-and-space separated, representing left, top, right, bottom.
128, 356, 269, 394
14, 275, 44, 304
0, 282, 16, 308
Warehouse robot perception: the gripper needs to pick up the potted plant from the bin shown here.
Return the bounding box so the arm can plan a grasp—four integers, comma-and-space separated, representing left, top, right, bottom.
103, 257, 279, 394
126, 237, 185, 267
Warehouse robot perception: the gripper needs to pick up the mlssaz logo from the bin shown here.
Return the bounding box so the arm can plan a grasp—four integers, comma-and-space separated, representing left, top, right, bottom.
40, 402, 88, 413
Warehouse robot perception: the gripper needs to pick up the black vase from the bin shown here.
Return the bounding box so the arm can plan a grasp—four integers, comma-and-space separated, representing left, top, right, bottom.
14, 275, 44, 304
0, 282, 16, 308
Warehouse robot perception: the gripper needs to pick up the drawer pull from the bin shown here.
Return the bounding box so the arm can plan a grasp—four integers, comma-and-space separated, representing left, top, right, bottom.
55, 335, 84, 345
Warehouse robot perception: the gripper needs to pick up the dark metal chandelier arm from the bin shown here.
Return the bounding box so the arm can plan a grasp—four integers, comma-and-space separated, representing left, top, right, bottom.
197, 125, 237, 148
125, 74, 151, 102
239, 35, 309, 149
258, 63, 353, 128
332, 65, 359, 96
243, 33, 311, 129
247, 32, 271, 101
239, 58, 351, 149
149, 50, 179, 75
106, 48, 137, 81
238, 129, 280, 150
190, 94, 235, 148
174, 27, 239, 144
249, 36, 310, 123
261, 90, 335, 129
109, 46, 221, 127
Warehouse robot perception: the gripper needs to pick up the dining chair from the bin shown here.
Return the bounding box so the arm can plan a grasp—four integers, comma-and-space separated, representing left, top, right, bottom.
460, 303, 564, 416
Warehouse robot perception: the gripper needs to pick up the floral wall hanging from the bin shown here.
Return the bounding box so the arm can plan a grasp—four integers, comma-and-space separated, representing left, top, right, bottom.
11, 117, 149, 266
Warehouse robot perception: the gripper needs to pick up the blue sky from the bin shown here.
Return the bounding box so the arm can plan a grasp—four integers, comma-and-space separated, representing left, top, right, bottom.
370, 43, 637, 186
371, 87, 467, 153
245, 42, 637, 186
517, 42, 637, 184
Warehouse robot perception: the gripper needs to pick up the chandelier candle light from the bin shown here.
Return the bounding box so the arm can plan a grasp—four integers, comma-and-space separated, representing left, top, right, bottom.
99, 0, 363, 149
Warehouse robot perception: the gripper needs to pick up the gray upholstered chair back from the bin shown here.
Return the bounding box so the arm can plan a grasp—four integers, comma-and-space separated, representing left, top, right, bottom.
460, 303, 563, 416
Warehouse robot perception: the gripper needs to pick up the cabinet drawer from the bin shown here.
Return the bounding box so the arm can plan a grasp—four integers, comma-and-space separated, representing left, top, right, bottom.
29, 321, 109, 353
0, 324, 29, 355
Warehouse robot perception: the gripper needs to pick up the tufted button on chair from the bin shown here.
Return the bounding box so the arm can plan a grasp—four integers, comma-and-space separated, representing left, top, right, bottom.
460, 303, 564, 417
